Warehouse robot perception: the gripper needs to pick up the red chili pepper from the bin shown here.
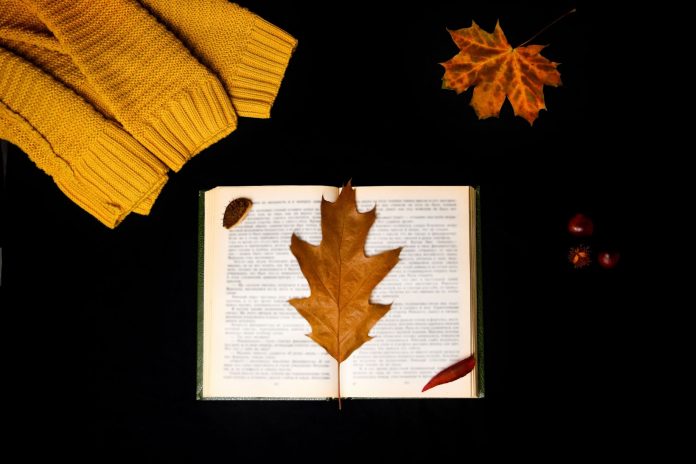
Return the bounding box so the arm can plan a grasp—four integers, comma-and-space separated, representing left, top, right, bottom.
422, 355, 476, 392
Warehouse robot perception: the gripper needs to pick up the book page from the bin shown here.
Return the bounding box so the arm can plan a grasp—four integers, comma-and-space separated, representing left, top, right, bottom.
202, 186, 338, 398
341, 186, 474, 398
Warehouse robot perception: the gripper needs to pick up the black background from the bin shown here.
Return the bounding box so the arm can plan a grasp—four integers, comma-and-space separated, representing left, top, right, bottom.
2, 0, 637, 458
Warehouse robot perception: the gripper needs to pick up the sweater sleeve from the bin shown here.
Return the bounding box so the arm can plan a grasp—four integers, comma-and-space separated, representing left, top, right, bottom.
26, 0, 238, 171
139, 0, 297, 119
0, 47, 168, 228
0, 0, 115, 118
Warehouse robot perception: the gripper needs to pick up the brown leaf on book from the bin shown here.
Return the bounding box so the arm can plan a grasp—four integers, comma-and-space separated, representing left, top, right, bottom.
289, 181, 402, 407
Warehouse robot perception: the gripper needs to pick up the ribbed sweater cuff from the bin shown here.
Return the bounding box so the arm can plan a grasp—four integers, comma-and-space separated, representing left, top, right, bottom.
139, 78, 236, 172
57, 124, 169, 228
231, 17, 297, 119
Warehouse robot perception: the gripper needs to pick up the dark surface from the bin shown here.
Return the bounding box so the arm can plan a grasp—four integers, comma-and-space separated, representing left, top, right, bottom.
2, 0, 637, 458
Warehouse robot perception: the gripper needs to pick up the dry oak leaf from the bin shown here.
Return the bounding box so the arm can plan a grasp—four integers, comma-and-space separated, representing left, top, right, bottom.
441, 21, 561, 125
289, 182, 402, 364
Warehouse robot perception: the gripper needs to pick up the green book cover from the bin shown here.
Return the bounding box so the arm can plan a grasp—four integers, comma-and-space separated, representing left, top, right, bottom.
474, 186, 485, 397
196, 191, 206, 401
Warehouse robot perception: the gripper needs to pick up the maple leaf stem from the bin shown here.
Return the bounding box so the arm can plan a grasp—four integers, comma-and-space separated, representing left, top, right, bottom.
518, 8, 576, 47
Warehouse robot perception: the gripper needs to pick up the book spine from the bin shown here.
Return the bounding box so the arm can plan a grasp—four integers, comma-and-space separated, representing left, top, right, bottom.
196, 190, 206, 400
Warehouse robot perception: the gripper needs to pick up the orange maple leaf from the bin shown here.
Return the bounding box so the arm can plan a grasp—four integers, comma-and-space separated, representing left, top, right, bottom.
441, 21, 561, 125
289, 182, 401, 406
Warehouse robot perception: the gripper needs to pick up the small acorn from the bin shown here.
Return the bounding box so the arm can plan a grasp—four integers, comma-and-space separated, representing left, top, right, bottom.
568, 213, 594, 237
568, 245, 591, 268
597, 251, 620, 269
223, 197, 253, 229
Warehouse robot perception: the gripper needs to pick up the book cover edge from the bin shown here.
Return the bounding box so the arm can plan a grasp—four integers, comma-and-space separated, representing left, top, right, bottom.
196, 190, 206, 400
475, 186, 485, 398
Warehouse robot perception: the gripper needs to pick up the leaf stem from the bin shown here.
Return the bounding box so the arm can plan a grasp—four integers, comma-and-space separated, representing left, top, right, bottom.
518, 8, 576, 47
338, 362, 342, 410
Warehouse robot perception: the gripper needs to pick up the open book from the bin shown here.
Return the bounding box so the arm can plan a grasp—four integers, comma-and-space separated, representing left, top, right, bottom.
198, 185, 483, 399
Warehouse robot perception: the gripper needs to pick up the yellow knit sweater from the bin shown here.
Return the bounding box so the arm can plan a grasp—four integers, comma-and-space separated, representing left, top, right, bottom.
0, 0, 296, 228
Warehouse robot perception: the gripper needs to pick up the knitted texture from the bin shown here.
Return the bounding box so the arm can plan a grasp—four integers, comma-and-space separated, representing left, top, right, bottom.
27, 0, 238, 171
140, 0, 297, 118
0, 0, 295, 227
0, 0, 114, 117
0, 47, 169, 227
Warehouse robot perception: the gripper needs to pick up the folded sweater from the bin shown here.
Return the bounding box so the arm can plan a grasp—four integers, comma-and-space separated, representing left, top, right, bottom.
0, 0, 296, 227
